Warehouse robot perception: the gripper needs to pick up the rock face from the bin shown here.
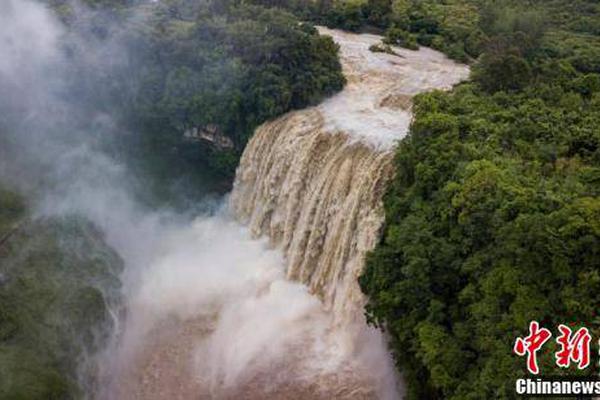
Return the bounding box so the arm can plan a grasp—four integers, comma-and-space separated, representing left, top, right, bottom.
230, 27, 469, 321
183, 124, 234, 150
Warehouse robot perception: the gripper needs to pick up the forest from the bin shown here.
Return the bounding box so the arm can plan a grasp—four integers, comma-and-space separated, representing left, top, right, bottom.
1, 0, 599, 398
0, 188, 123, 399
43, 0, 345, 198
353, 0, 600, 399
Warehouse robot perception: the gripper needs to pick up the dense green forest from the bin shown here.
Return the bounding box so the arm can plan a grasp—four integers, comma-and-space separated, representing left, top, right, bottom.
0, 186, 123, 399
47, 0, 344, 189
121, 0, 344, 178
349, 0, 600, 399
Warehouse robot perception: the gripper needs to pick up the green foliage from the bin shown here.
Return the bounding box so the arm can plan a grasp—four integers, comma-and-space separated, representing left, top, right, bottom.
473, 52, 532, 92
362, 74, 600, 398
324, 2, 366, 32
0, 193, 123, 400
0, 188, 24, 236
112, 1, 345, 178
369, 43, 399, 55
383, 26, 418, 50
471, 5, 547, 93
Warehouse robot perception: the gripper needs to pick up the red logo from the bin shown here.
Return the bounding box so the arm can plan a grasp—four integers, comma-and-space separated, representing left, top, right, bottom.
555, 324, 591, 370
514, 321, 552, 374
515, 321, 594, 375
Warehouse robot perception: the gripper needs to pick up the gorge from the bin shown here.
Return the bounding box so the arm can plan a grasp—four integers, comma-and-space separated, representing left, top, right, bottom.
4, 1, 600, 399
106, 26, 468, 400
0, 1, 468, 398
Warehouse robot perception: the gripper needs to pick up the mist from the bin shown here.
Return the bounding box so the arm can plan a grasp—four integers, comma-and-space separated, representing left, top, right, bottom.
0, 1, 399, 399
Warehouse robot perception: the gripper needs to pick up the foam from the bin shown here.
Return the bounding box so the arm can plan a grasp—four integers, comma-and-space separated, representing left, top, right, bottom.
317, 27, 470, 150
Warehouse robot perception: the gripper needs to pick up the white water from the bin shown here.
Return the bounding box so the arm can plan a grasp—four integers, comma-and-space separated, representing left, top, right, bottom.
103, 211, 398, 399
0, 2, 468, 397
317, 27, 469, 149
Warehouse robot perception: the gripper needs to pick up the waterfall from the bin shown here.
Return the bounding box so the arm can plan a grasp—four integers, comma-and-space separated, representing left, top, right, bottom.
230, 27, 469, 323
231, 110, 394, 321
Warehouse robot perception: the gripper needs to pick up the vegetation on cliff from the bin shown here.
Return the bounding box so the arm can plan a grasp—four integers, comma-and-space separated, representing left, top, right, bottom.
357, 0, 600, 398
123, 1, 344, 177
0, 187, 123, 399
45, 0, 345, 184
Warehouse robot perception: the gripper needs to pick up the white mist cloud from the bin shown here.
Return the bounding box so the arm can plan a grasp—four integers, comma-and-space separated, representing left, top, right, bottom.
108, 209, 400, 399
0, 0, 62, 83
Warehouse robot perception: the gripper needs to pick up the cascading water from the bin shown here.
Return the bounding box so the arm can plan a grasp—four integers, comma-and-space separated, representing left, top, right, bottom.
108, 27, 468, 400
231, 27, 469, 322
231, 110, 394, 322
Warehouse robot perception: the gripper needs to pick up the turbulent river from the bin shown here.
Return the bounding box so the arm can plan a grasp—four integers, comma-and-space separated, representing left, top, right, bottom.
97, 28, 468, 400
